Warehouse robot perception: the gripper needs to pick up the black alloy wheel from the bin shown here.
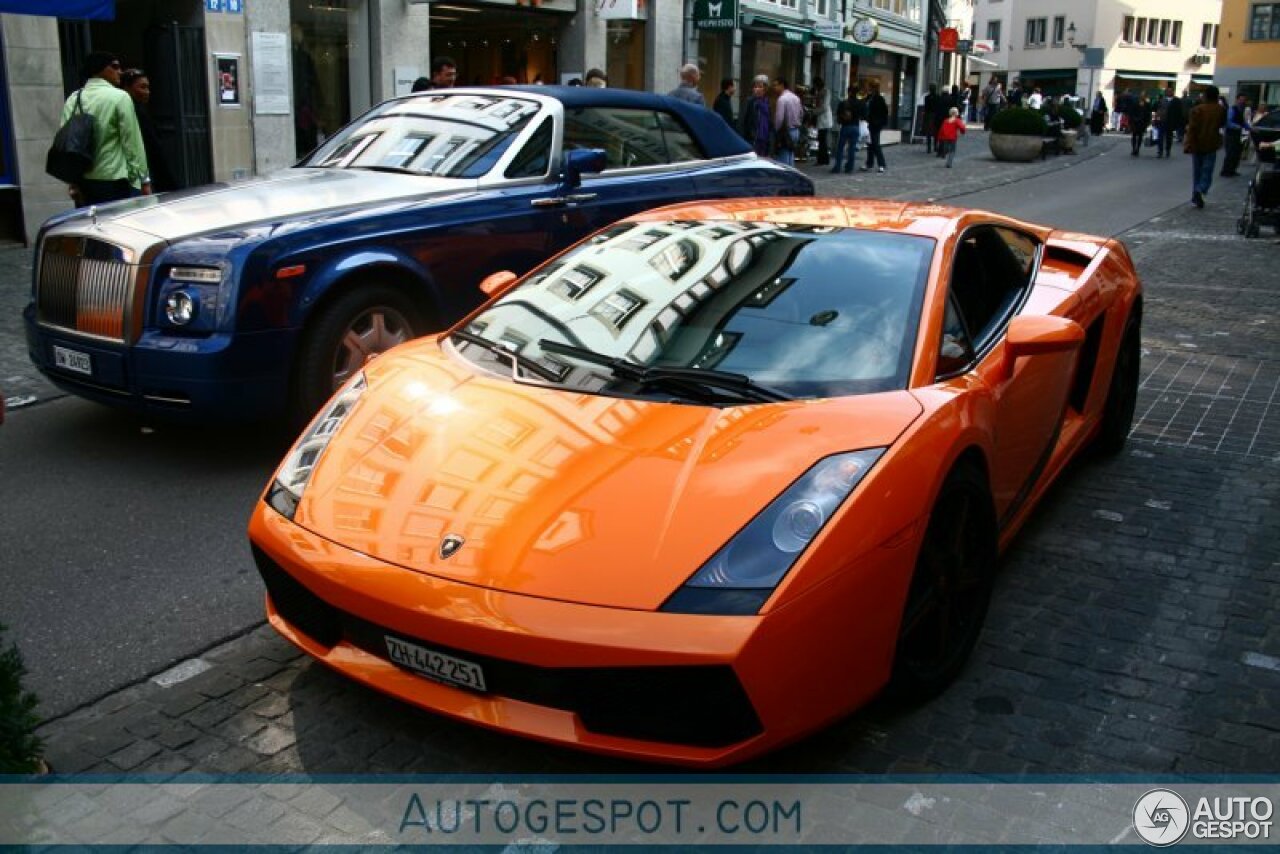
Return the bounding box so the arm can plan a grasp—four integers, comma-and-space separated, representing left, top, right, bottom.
890, 464, 997, 700
1094, 315, 1142, 455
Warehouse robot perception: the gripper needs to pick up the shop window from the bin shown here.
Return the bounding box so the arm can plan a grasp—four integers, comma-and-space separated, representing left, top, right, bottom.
564, 108, 703, 170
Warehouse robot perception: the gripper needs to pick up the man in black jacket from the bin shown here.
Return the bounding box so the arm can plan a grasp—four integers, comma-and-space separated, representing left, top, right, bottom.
713, 78, 736, 129
862, 82, 889, 172
1156, 85, 1185, 159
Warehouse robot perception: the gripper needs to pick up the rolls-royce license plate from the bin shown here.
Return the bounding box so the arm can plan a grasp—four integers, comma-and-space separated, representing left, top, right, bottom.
385, 635, 487, 693
53, 345, 92, 375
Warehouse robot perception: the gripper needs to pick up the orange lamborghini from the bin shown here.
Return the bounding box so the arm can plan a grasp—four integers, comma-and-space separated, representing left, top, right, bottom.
248, 199, 1142, 766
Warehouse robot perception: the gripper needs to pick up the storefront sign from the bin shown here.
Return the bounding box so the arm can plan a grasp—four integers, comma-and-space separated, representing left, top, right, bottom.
939, 27, 958, 52
250, 32, 289, 115
596, 0, 645, 20
813, 21, 843, 40
214, 53, 241, 108
956, 38, 972, 55
693, 0, 737, 29
972, 38, 995, 53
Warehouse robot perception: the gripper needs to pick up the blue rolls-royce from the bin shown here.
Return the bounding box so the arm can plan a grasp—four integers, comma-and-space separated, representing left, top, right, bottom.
25, 86, 813, 424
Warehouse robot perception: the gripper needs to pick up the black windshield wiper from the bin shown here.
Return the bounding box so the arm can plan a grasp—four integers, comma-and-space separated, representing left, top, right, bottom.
538, 339, 790, 404
451, 330, 561, 382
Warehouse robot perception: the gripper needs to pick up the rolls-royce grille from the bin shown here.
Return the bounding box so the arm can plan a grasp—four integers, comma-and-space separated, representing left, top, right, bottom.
37, 236, 137, 343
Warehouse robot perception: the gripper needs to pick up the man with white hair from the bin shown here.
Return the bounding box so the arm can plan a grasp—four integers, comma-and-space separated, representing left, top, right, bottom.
667, 63, 706, 107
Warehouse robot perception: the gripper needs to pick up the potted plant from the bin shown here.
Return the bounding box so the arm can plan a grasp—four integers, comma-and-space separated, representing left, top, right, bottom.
0, 622, 44, 773
989, 107, 1048, 162
1058, 104, 1083, 152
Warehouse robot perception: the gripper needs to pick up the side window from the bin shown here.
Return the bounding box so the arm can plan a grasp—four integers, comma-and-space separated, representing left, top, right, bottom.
948, 225, 1039, 352
505, 117, 553, 179
656, 111, 706, 162
564, 108, 669, 170
937, 294, 976, 377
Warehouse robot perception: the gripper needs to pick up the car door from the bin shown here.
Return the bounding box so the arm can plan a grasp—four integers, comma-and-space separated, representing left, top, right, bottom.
941, 225, 1077, 522
546, 105, 699, 254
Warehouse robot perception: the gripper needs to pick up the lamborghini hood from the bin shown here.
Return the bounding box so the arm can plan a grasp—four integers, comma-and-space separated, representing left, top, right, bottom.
291, 340, 923, 611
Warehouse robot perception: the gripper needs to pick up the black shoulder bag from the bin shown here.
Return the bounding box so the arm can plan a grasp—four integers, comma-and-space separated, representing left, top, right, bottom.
46, 90, 97, 184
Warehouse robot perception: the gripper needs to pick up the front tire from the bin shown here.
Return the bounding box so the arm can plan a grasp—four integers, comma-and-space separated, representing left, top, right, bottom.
291, 284, 427, 426
889, 463, 997, 701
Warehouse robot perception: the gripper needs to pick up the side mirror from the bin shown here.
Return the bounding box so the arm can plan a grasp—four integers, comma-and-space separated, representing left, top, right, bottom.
1003, 314, 1084, 378
478, 270, 518, 298
562, 148, 606, 190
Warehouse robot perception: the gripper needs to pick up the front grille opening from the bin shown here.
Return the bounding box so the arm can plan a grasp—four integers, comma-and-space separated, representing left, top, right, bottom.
37, 237, 137, 342
251, 547, 763, 748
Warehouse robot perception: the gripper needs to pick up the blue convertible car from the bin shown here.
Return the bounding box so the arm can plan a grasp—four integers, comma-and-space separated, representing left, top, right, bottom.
25, 86, 813, 423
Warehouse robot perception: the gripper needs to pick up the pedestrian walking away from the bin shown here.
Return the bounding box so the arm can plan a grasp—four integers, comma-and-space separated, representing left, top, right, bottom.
863, 81, 888, 172
1222, 94, 1250, 177
832, 85, 862, 173
1090, 90, 1108, 137
56, 51, 151, 206
938, 107, 966, 168
772, 77, 803, 167
1156, 85, 1184, 159
668, 63, 705, 107
1184, 85, 1227, 208
1128, 94, 1152, 156
812, 78, 833, 166
922, 85, 940, 154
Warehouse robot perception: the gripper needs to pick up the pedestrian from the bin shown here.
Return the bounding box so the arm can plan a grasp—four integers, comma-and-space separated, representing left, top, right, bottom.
741, 75, 772, 156
1027, 87, 1044, 110
862, 81, 888, 172
1221, 93, 1249, 177
668, 63, 705, 107
1184, 85, 1227, 208
1128, 94, 1152, 156
812, 77, 833, 166
937, 106, 966, 168
983, 80, 1004, 130
713, 78, 736, 128
772, 76, 802, 166
57, 51, 150, 206
584, 68, 607, 88
964, 85, 976, 122
119, 68, 178, 192
922, 84, 940, 154
1090, 90, 1108, 137
430, 55, 458, 89
832, 84, 862, 174
1156, 85, 1184, 159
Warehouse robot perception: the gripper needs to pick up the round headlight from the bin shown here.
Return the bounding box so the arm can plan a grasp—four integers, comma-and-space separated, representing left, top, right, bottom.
772, 499, 825, 553
164, 291, 196, 326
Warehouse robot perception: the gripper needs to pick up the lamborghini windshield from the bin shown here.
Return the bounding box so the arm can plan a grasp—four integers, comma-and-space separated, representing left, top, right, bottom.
453, 221, 934, 401
303, 93, 541, 178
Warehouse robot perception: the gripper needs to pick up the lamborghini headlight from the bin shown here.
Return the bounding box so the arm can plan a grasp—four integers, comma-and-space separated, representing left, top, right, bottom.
661, 448, 885, 616
265, 372, 368, 519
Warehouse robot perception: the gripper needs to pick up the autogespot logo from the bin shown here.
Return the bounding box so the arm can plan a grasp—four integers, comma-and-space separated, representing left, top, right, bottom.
1134, 789, 1190, 846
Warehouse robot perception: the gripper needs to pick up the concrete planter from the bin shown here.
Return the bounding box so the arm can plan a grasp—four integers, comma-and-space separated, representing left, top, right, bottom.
1060, 130, 1078, 152
989, 132, 1043, 162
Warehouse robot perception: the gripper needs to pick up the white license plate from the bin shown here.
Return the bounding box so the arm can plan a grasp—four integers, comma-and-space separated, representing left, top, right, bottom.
385, 636, 487, 693
53, 345, 92, 376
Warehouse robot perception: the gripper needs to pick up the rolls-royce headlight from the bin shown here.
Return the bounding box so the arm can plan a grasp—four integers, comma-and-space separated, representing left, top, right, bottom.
164, 290, 196, 326
266, 372, 368, 519
660, 448, 886, 616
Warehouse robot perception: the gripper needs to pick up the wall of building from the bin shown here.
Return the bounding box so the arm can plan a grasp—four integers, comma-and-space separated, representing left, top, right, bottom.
244, 1, 292, 178
2, 14, 71, 240
1214, 0, 1280, 101
205, 9, 252, 182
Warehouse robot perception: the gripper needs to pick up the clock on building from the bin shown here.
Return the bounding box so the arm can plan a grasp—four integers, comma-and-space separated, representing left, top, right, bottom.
851, 17, 879, 44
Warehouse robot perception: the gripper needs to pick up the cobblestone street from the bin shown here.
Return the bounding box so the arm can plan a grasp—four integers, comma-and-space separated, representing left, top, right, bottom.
16, 131, 1280, 778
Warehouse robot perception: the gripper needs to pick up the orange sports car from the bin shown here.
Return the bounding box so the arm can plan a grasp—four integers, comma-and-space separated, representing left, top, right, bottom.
248, 198, 1142, 766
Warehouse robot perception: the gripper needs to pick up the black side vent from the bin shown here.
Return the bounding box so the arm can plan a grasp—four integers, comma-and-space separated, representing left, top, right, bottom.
1045, 244, 1095, 270
1069, 315, 1106, 413
251, 545, 342, 647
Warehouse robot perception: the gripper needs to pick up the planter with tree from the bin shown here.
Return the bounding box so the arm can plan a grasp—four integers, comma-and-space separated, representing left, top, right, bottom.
989, 107, 1048, 162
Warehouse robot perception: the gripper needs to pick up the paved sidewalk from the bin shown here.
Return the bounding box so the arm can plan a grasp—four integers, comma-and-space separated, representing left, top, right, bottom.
26, 133, 1280, 776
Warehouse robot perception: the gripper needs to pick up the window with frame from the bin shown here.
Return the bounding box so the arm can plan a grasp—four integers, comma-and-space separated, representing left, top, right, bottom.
1201, 22, 1219, 48
1172, 20, 1182, 47
987, 19, 1001, 48
1052, 16, 1065, 45
1025, 17, 1047, 46
504, 117, 552, 179
942, 225, 1039, 364
1123, 15, 1134, 42
1250, 3, 1280, 39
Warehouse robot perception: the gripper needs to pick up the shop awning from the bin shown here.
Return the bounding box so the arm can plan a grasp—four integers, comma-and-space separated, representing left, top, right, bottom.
745, 13, 811, 44
0, 0, 113, 18
1016, 68, 1078, 80
1115, 70, 1178, 82
814, 34, 875, 58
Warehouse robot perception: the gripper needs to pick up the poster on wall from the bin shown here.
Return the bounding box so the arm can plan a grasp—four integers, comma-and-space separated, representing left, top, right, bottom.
251, 32, 290, 114
214, 53, 241, 108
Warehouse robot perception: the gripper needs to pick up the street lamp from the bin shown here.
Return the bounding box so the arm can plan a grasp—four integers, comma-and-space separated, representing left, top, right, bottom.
1066, 21, 1096, 141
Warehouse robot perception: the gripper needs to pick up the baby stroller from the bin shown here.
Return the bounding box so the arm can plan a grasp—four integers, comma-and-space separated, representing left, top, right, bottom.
1237, 127, 1280, 238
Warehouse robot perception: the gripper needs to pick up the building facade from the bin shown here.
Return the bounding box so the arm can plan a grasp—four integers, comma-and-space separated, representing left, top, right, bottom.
1214, 0, 1280, 107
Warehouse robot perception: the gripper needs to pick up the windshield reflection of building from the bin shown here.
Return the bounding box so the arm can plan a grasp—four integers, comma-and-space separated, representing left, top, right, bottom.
319, 94, 539, 175
463, 221, 838, 388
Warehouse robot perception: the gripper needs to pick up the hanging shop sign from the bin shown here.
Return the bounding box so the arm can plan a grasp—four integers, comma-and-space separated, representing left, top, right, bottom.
939, 27, 958, 52
693, 0, 737, 29
596, 0, 646, 20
